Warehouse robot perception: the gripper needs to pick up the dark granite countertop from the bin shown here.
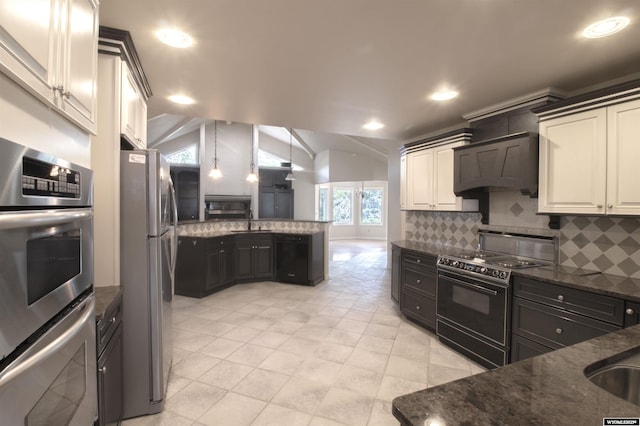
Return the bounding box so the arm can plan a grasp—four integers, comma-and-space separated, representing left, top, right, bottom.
94, 286, 122, 322
391, 240, 640, 302
393, 324, 640, 425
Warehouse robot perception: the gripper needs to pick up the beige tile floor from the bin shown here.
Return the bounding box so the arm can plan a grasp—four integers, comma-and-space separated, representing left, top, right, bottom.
123, 240, 485, 426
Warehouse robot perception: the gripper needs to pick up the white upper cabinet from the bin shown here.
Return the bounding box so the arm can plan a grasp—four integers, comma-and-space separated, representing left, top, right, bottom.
538, 97, 640, 215
120, 61, 147, 148
400, 152, 407, 209
0, 0, 98, 134
403, 141, 472, 211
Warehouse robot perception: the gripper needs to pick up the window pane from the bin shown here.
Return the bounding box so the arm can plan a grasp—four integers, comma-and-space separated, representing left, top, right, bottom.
166, 146, 197, 164
361, 189, 382, 224
333, 189, 353, 225
319, 188, 328, 221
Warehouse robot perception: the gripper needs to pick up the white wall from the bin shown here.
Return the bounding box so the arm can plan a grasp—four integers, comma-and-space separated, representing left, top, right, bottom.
329, 150, 387, 182
292, 171, 316, 220
386, 141, 404, 266
0, 73, 91, 167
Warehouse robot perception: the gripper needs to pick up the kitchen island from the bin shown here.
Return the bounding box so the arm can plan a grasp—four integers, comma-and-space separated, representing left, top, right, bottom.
392, 324, 640, 425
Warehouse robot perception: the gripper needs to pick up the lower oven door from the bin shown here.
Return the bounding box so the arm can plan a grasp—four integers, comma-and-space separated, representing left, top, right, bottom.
0, 208, 93, 360
436, 269, 509, 347
0, 294, 97, 425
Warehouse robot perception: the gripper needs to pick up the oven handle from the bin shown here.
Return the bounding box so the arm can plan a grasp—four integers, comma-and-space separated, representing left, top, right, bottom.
0, 295, 94, 389
439, 272, 499, 296
0, 209, 92, 230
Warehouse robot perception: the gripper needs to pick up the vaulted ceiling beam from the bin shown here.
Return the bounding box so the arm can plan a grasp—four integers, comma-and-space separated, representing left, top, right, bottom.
290, 129, 316, 160
148, 117, 201, 147
342, 135, 388, 158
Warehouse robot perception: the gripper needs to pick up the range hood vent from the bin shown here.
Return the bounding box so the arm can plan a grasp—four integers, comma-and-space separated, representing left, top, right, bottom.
453, 132, 538, 197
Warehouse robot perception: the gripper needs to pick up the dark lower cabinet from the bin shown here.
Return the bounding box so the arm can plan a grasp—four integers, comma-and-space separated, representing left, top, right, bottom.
511, 276, 623, 363
275, 232, 324, 285
624, 301, 640, 327
235, 234, 274, 282
391, 246, 400, 303
176, 236, 235, 297
398, 250, 437, 331
96, 291, 123, 426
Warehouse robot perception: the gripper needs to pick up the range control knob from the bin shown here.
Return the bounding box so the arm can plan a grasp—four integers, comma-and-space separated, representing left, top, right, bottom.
452, 261, 459, 267
479, 267, 488, 274
458, 262, 466, 269
491, 269, 499, 277
499, 271, 509, 279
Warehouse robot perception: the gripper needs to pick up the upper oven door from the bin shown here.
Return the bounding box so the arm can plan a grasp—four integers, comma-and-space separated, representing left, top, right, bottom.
0, 208, 93, 360
437, 269, 509, 346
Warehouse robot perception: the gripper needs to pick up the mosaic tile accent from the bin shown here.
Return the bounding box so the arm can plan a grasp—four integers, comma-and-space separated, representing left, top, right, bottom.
559, 216, 640, 279
489, 190, 547, 229
178, 220, 328, 236
405, 211, 482, 251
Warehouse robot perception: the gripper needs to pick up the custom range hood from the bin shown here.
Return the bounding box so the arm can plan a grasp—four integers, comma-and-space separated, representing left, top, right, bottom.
453, 131, 539, 197
453, 88, 566, 198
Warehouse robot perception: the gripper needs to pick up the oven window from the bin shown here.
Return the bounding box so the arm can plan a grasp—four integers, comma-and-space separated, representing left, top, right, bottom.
452, 285, 491, 315
26, 344, 86, 425
27, 230, 81, 305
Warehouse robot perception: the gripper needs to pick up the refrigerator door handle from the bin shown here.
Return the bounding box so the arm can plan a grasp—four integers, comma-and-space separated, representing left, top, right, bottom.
168, 177, 179, 281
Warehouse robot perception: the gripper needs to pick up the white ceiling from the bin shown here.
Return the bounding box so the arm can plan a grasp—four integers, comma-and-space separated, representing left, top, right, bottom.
100, 0, 640, 143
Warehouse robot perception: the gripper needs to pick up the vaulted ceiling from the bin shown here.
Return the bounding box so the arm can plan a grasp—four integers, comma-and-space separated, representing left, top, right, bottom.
101, 0, 640, 147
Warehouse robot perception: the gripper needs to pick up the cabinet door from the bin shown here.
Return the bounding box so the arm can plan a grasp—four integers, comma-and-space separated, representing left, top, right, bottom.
235, 242, 254, 280
538, 108, 607, 214
175, 238, 205, 296
222, 244, 235, 285
120, 63, 144, 147
275, 190, 294, 219
606, 99, 640, 215
259, 189, 276, 218
58, 0, 98, 134
407, 149, 433, 210
399, 155, 407, 210
391, 247, 400, 303
206, 248, 223, 291
432, 142, 462, 211
254, 240, 274, 280
98, 326, 123, 426
0, 0, 57, 105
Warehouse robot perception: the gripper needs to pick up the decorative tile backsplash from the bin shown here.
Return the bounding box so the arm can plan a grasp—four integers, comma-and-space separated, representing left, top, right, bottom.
559, 216, 640, 279
405, 211, 482, 251
404, 190, 640, 279
178, 220, 327, 236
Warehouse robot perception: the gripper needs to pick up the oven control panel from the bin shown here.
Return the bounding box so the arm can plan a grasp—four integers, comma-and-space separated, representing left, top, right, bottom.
22, 156, 81, 198
437, 256, 511, 282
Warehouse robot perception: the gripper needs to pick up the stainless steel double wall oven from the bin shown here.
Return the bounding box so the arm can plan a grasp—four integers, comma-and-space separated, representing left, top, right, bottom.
0, 138, 96, 425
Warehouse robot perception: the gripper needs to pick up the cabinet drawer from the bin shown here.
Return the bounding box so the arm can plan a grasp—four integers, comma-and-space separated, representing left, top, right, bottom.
512, 298, 620, 350
513, 276, 624, 326
401, 288, 436, 330
402, 266, 436, 297
97, 292, 123, 355
510, 333, 553, 363
402, 251, 436, 269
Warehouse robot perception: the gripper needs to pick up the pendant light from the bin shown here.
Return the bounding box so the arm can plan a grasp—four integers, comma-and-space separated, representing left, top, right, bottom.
246, 124, 258, 183
285, 128, 295, 181
209, 120, 222, 179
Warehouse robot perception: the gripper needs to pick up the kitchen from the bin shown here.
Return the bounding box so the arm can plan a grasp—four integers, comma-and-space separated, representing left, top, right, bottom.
1, 1, 640, 426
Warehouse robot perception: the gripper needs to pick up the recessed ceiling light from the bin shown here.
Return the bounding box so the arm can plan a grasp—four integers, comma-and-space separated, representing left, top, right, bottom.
363, 120, 384, 130
168, 94, 195, 105
156, 28, 193, 48
582, 16, 630, 38
431, 89, 459, 101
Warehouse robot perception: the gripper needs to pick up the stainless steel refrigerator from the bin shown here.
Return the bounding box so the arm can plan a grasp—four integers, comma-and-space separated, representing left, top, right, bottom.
120, 149, 177, 418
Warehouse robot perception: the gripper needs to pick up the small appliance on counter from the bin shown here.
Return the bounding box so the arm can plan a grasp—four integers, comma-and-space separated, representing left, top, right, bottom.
0, 137, 97, 424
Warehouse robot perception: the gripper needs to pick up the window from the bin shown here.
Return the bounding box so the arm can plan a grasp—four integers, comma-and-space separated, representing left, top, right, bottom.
361, 188, 383, 225
165, 145, 197, 165
333, 188, 353, 225
318, 187, 328, 221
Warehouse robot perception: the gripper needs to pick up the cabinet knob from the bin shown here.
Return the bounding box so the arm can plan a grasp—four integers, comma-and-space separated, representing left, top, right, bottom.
555, 328, 563, 334
415, 305, 420, 310
627, 308, 635, 315
597, 204, 603, 209
607, 204, 613, 209
110, 316, 116, 324
220, 249, 225, 253
192, 241, 197, 246
100, 366, 107, 374
416, 259, 421, 263
557, 295, 564, 302
416, 279, 421, 284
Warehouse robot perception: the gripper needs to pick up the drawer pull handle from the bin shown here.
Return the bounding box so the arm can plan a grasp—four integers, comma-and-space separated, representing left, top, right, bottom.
627, 308, 635, 315
555, 328, 563, 334
557, 295, 564, 302
416, 305, 420, 310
